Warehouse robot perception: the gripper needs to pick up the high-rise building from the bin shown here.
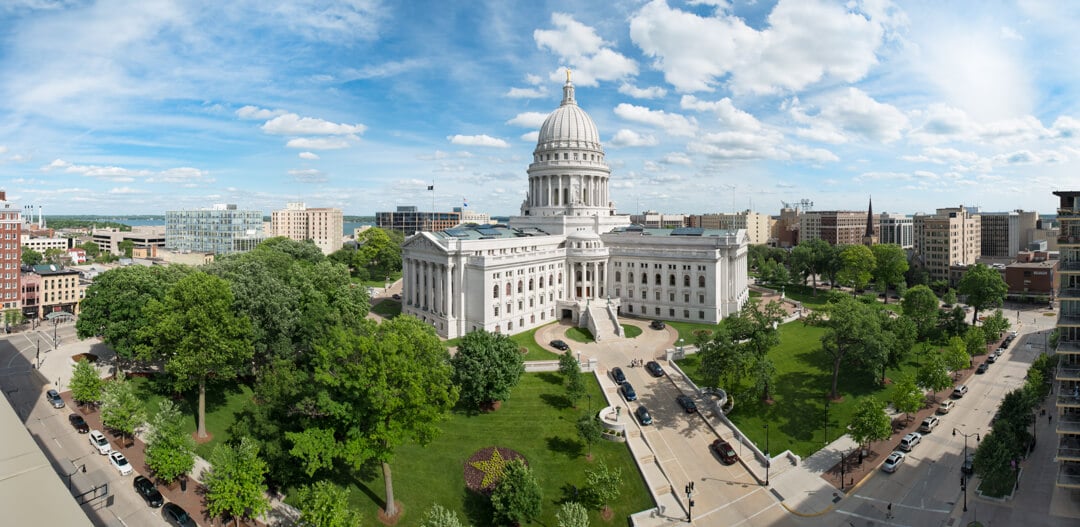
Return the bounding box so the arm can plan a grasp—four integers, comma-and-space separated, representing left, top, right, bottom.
91, 226, 166, 256
798, 210, 876, 246
878, 213, 913, 249
980, 211, 1022, 258
912, 206, 980, 284
270, 202, 343, 255
629, 211, 689, 229
165, 204, 266, 255
698, 210, 772, 245
376, 206, 460, 235
0, 191, 21, 311
1051, 190, 1080, 491
399, 74, 748, 339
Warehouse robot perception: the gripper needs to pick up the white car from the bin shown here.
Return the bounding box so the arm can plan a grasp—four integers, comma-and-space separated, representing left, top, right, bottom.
899, 432, 923, 452
89, 430, 111, 455
882, 451, 905, 473
109, 451, 133, 476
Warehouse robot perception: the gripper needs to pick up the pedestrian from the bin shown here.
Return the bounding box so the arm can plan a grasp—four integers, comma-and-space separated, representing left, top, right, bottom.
887, 503, 893, 519
1049, 414, 1053, 424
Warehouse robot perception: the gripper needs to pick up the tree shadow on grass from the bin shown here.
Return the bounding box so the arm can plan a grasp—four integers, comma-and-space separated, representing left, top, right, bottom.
461, 487, 494, 527
536, 372, 563, 385
545, 436, 584, 458
539, 393, 572, 410
772, 371, 825, 445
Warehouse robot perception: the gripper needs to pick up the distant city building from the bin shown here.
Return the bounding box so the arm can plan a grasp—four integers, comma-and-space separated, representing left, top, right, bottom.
878, 212, 913, 249
629, 211, 689, 229
913, 206, 981, 285
1002, 251, 1057, 301
376, 206, 460, 235
453, 206, 495, 226
798, 210, 876, 246
20, 234, 70, 254
696, 210, 772, 245
771, 207, 802, 248
92, 226, 166, 256
270, 202, 343, 255
66, 248, 86, 264
1052, 190, 1080, 491
0, 191, 21, 311
24, 264, 82, 318
165, 204, 265, 255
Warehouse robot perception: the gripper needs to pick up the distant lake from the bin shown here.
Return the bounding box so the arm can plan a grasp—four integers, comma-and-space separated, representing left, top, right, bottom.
113, 218, 373, 236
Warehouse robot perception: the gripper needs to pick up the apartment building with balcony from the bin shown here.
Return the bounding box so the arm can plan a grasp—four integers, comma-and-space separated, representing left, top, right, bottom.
1052, 190, 1080, 490
270, 202, 343, 255
0, 191, 21, 311
913, 206, 981, 285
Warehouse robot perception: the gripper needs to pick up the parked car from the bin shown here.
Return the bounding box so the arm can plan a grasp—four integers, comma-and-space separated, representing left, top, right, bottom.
549, 339, 569, 351
937, 400, 956, 414
645, 360, 665, 377
899, 432, 923, 452
986, 353, 997, 364
635, 405, 653, 426
882, 451, 906, 473
952, 384, 969, 398
621, 382, 637, 402
919, 416, 940, 433
961, 453, 975, 475
976, 363, 989, 374
109, 451, 133, 476
391, 293, 401, 300
68, 414, 89, 433
133, 476, 164, 507
676, 394, 698, 413
89, 430, 111, 455
650, 320, 666, 330
162, 503, 195, 527
45, 389, 64, 408
611, 367, 626, 385
710, 439, 739, 465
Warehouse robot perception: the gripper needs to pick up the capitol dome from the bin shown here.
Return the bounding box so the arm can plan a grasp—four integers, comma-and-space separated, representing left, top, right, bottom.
535, 74, 602, 152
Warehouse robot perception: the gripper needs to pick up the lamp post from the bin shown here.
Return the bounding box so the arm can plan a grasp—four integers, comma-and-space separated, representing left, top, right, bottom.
684, 481, 695, 522
824, 399, 830, 446
63, 463, 86, 490
764, 423, 771, 486
952, 428, 980, 463
840, 449, 846, 490
961, 474, 968, 512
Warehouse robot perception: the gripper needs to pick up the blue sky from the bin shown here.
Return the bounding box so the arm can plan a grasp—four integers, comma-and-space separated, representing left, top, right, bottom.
2, 0, 1079, 217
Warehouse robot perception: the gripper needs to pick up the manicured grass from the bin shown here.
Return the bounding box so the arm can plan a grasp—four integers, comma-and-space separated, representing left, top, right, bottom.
565, 327, 594, 343
667, 321, 721, 347
290, 373, 654, 526
370, 299, 401, 318
510, 325, 562, 361
128, 376, 254, 459
356, 272, 402, 288
677, 320, 927, 458
621, 324, 642, 338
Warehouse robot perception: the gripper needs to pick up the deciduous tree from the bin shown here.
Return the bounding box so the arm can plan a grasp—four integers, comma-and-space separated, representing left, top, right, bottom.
420, 504, 467, 527
577, 415, 602, 458
696, 325, 745, 391
902, 285, 939, 333
451, 330, 525, 410
559, 352, 586, 407
965, 325, 988, 357
981, 309, 1011, 342
943, 336, 971, 374
143, 272, 254, 438
818, 296, 881, 399
69, 358, 104, 407
892, 374, 924, 423
836, 244, 876, 292
144, 400, 196, 484
100, 372, 146, 447
491, 460, 542, 526
583, 461, 622, 512
204, 437, 270, 527
958, 264, 1008, 324
295, 481, 361, 527
848, 397, 892, 452
21, 247, 43, 266
871, 244, 909, 303
727, 300, 785, 401
557, 501, 590, 527
916, 352, 952, 402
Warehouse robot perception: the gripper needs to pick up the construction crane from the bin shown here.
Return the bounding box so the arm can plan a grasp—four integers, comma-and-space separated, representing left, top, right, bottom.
780, 199, 814, 211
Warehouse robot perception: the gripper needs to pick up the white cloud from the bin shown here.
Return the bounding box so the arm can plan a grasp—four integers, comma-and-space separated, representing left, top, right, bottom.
662, 153, 692, 165
614, 103, 697, 137
236, 105, 286, 120
289, 168, 327, 183
629, 0, 888, 94
792, 88, 909, 143
679, 95, 761, 131
549, 48, 638, 86
506, 112, 548, 128
262, 113, 367, 136
40, 159, 212, 184
506, 87, 546, 98
609, 129, 659, 147
298, 151, 320, 160
448, 134, 510, 148
151, 167, 212, 184
108, 186, 148, 194
534, 12, 605, 58
535, 13, 637, 86
520, 131, 540, 142
618, 83, 667, 99
285, 137, 353, 150
1000, 26, 1023, 41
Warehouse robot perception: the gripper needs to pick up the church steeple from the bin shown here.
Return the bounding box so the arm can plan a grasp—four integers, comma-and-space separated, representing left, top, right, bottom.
862, 196, 877, 247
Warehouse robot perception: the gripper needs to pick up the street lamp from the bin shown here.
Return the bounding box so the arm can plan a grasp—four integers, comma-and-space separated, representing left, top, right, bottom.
824, 399, 830, 446
63, 463, 86, 490
684, 481, 695, 522
764, 423, 771, 486
952, 428, 980, 463
961, 474, 968, 512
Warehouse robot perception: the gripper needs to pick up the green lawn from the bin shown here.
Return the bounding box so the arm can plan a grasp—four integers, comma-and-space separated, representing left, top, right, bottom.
289, 374, 654, 525
370, 299, 401, 318
621, 324, 642, 338
677, 320, 927, 458
510, 325, 562, 361
667, 321, 721, 347
355, 271, 403, 288
128, 376, 254, 459
565, 327, 594, 343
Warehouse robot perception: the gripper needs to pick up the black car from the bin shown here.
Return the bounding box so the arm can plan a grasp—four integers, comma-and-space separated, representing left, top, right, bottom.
162, 503, 195, 527
621, 382, 637, 402
391, 293, 402, 300
550, 339, 570, 351
134, 476, 164, 508
976, 363, 988, 374
635, 405, 653, 425
611, 367, 626, 385
645, 361, 665, 377
45, 389, 65, 408
676, 394, 698, 413
649, 320, 666, 330
68, 414, 89, 433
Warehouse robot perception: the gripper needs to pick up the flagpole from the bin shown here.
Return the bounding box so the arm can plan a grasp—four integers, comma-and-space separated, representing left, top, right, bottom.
431, 179, 436, 231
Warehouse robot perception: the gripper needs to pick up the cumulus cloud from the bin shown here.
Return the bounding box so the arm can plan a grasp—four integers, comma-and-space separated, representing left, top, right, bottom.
791, 88, 909, 143
680, 95, 761, 131
520, 131, 540, 142
285, 137, 353, 150
614, 103, 697, 136
506, 112, 548, 128
41, 159, 212, 184
236, 105, 286, 120
507, 87, 546, 98
629, 0, 889, 94
298, 151, 320, 160
448, 134, 510, 148
262, 113, 367, 136
534, 12, 605, 58
619, 83, 667, 99
662, 153, 692, 165
535, 13, 638, 86
609, 129, 659, 147
289, 168, 327, 183
108, 186, 149, 194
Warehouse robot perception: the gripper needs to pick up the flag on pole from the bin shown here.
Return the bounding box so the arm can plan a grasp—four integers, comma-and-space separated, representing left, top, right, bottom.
427, 185, 434, 191
463, 198, 468, 208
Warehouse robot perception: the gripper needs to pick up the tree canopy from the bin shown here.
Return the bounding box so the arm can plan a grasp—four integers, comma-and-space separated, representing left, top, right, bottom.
450, 330, 525, 410
100, 372, 146, 447
816, 296, 881, 399
491, 460, 542, 526
295, 481, 361, 527
144, 400, 196, 483
204, 437, 270, 527
69, 358, 104, 407
870, 244, 908, 302
958, 264, 1008, 324
836, 244, 876, 292
916, 351, 952, 401
891, 374, 924, 423
848, 397, 892, 449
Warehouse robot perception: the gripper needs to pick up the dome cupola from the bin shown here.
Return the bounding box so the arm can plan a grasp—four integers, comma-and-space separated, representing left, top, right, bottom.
535, 70, 602, 152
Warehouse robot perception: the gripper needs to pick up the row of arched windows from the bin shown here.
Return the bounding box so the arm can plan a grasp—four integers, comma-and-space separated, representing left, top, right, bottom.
614, 271, 706, 288
493, 273, 563, 298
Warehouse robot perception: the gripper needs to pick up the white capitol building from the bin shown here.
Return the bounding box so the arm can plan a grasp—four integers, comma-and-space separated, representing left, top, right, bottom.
401, 74, 750, 339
